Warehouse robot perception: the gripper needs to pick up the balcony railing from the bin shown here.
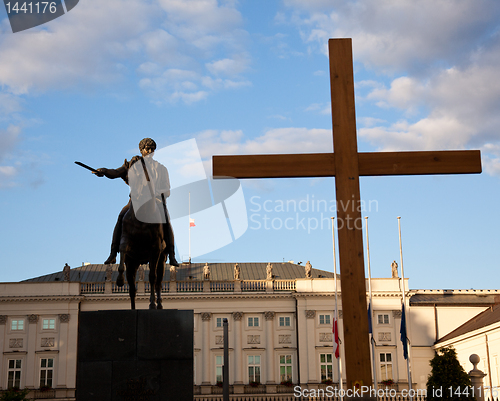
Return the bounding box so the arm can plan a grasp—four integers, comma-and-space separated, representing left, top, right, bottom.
210, 281, 234, 292
80, 279, 297, 295
241, 280, 266, 292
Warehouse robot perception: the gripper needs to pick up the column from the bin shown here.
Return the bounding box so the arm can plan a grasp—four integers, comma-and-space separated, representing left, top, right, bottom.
25, 314, 39, 389
0, 316, 6, 389
264, 311, 277, 393
296, 297, 309, 386
392, 309, 402, 386
200, 312, 212, 395
64, 305, 79, 398
56, 313, 71, 388
305, 310, 318, 387
232, 312, 244, 394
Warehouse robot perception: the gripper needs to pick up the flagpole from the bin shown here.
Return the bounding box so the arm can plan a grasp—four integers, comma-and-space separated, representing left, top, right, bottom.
189, 192, 191, 263
365, 217, 377, 390
398, 216, 412, 395
331, 217, 343, 393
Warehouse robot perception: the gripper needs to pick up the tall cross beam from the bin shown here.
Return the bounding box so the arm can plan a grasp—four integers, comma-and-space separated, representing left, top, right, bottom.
212, 38, 481, 387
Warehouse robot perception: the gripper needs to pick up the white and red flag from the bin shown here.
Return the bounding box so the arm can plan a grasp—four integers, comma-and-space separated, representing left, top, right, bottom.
333, 313, 340, 358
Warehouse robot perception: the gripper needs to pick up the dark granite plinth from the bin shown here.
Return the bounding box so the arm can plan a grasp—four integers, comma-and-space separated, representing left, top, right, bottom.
76, 310, 193, 401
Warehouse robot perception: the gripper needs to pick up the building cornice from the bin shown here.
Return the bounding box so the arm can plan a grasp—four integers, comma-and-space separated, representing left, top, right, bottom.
0, 296, 83, 303
81, 293, 297, 302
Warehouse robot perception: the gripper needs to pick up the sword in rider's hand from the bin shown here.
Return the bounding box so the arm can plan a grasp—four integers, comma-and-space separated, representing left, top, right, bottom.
75, 161, 99, 174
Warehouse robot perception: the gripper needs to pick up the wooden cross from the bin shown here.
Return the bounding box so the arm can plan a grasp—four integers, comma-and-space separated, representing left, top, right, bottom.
212, 38, 481, 387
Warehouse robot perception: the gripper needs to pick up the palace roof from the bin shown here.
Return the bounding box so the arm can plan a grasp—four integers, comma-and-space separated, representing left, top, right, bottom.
435, 302, 500, 344
23, 262, 333, 283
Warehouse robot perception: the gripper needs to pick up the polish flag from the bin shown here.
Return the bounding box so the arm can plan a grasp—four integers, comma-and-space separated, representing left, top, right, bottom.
333, 314, 340, 358
189, 218, 196, 227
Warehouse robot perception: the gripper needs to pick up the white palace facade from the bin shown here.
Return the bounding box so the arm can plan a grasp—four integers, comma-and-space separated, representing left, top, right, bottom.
0, 261, 499, 400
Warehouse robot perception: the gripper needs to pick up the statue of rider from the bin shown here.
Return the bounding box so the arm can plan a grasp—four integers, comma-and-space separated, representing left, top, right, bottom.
93, 138, 178, 266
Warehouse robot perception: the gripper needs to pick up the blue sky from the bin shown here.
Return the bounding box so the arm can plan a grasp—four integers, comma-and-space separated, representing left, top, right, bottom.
1, 0, 499, 289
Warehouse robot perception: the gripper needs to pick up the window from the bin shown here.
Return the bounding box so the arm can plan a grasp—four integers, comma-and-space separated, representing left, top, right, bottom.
215, 355, 224, 383
43, 319, 55, 330
248, 355, 261, 383
40, 358, 54, 388
320, 353, 333, 382
380, 353, 393, 380
279, 355, 292, 382
319, 314, 331, 325
378, 314, 390, 325
216, 317, 223, 328
279, 316, 290, 327
7, 359, 22, 389
248, 317, 259, 327
11, 319, 24, 331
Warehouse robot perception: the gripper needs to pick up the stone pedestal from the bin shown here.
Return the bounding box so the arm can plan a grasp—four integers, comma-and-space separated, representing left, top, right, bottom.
200, 385, 212, 395
266, 384, 277, 393
76, 309, 193, 401
233, 383, 244, 394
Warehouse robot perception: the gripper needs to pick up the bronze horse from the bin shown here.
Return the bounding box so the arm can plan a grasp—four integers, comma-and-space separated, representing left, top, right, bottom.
116, 197, 169, 310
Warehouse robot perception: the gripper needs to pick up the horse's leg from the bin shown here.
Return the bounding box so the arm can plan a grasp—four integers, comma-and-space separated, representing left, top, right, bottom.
116, 251, 125, 287
156, 252, 166, 309
148, 256, 157, 310
126, 256, 138, 310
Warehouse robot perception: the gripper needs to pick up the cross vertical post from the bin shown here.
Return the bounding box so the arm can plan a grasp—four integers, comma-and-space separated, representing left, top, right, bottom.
329, 38, 372, 387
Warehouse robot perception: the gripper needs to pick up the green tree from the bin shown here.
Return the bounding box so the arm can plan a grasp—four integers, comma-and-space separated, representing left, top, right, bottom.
427, 347, 475, 401
0, 388, 29, 401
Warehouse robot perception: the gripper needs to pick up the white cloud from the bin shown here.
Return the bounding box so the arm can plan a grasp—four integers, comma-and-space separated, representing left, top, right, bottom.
0, 125, 21, 187
196, 127, 332, 160
205, 57, 249, 76
0, 125, 21, 163
360, 117, 474, 151
0, 0, 250, 103
171, 90, 209, 104
284, 0, 500, 72
0, 166, 16, 176
0, 0, 156, 94
362, 49, 500, 158
194, 127, 332, 183
138, 66, 250, 103
366, 76, 425, 111
268, 115, 289, 121
158, 0, 242, 37
358, 117, 386, 128
305, 102, 330, 115
0, 165, 18, 188
0, 93, 23, 117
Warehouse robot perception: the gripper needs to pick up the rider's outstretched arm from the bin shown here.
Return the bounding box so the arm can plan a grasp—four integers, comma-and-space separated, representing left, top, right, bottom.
93, 160, 128, 180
